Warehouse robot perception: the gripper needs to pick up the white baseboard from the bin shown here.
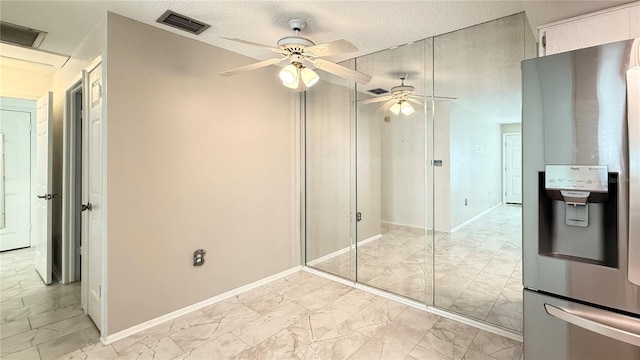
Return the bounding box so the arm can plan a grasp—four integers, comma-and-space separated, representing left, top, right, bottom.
381, 221, 436, 232
302, 266, 522, 343
307, 234, 383, 266
381, 220, 429, 230
450, 202, 502, 233
358, 234, 383, 247
100, 265, 303, 345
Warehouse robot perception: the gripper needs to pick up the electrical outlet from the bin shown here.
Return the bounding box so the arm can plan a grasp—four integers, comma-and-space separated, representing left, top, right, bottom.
193, 249, 206, 266
465, 198, 468, 206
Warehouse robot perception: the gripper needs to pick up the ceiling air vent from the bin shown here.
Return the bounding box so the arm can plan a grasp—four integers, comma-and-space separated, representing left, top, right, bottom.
0, 21, 47, 48
368, 88, 389, 95
156, 10, 210, 35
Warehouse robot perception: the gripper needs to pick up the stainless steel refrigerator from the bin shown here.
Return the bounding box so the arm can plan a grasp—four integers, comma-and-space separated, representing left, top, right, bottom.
522, 38, 640, 359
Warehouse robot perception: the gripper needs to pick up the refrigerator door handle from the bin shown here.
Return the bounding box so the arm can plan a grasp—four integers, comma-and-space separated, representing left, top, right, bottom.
544, 304, 640, 347
627, 38, 640, 287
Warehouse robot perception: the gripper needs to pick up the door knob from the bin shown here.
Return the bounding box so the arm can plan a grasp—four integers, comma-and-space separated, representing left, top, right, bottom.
36, 194, 57, 200
81, 203, 92, 212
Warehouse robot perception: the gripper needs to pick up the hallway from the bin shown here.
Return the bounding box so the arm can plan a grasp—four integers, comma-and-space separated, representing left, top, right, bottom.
0, 247, 98, 360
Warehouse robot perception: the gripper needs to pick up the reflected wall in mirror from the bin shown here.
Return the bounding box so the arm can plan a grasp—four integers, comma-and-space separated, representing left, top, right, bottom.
303, 12, 537, 335
432, 13, 536, 332
355, 39, 434, 303
304, 64, 355, 280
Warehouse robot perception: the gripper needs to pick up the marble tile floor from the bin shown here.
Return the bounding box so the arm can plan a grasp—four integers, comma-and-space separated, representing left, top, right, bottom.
1, 247, 98, 360
54, 270, 522, 360
311, 205, 523, 333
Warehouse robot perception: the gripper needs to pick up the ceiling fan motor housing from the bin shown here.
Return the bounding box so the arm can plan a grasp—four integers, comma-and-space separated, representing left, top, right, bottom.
390, 85, 415, 97
277, 36, 315, 52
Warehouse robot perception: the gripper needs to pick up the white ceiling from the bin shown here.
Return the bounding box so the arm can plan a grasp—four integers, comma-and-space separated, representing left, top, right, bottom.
0, 0, 634, 70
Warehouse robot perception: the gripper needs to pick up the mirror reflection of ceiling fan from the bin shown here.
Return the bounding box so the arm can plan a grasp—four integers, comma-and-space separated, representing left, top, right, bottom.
360, 73, 456, 115
219, 19, 372, 91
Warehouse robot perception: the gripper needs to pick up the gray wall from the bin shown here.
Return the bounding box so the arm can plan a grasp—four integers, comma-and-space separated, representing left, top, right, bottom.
356, 103, 382, 241
105, 13, 298, 334
304, 75, 382, 268
380, 109, 426, 229
304, 78, 352, 264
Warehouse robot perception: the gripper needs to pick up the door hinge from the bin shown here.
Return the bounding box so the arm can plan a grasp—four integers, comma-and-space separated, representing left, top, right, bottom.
98, 84, 103, 99
76, 246, 82, 254
98, 285, 102, 297
542, 33, 546, 48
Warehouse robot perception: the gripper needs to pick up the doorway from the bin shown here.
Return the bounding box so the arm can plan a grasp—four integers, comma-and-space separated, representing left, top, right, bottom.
62, 81, 83, 284
0, 97, 35, 252
61, 60, 106, 332
503, 132, 522, 205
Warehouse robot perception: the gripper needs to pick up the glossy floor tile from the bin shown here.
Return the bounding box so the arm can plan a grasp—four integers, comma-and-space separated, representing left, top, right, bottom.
0, 247, 98, 360
312, 204, 523, 333
55, 270, 522, 360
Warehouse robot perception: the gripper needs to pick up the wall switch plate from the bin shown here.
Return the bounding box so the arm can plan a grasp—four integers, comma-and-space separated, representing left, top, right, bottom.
193, 249, 206, 266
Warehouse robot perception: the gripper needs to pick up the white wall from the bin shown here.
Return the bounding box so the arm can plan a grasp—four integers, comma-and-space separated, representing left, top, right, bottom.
105, 13, 298, 335
0, 63, 53, 100
501, 123, 522, 134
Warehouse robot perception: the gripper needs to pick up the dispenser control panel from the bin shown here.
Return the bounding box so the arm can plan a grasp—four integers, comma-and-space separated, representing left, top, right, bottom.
545, 165, 608, 192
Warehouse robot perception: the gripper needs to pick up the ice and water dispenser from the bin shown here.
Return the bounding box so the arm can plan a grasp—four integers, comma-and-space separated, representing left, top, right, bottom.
538, 165, 618, 267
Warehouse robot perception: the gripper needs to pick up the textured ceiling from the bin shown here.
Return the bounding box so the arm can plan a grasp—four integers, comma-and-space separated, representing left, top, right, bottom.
0, 0, 633, 71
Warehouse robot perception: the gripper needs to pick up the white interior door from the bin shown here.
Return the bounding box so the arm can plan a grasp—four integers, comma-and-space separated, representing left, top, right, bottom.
34, 92, 53, 284
0, 103, 32, 251
504, 132, 522, 204
83, 63, 104, 329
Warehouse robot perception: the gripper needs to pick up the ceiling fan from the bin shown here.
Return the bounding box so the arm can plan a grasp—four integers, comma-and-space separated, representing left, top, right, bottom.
360, 73, 456, 115
219, 19, 372, 90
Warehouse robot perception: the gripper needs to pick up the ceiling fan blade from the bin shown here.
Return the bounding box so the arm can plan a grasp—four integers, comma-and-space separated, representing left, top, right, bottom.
220, 37, 287, 55
434, 95, 457, 101
407, 98, 424, 107
312, 58, 372, 84
359, 95, 394, 105
378, 99, 397, 112
410, 94, 457, 101
305, 39, 358, 57
219, 57, 286, 76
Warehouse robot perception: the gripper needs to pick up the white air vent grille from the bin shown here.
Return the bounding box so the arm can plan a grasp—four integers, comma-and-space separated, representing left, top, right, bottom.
156, 10, 210, 35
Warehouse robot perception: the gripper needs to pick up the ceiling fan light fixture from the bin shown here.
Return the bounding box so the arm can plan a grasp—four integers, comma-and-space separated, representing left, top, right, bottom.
301, 67, 319, 87
401, 101, 414, 115
279, 64, 299, 86
282, 78, 300, 89
389, 102, 401, 115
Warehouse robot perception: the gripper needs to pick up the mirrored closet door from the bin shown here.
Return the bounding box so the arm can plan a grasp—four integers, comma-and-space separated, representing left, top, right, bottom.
354, 39, 434, 304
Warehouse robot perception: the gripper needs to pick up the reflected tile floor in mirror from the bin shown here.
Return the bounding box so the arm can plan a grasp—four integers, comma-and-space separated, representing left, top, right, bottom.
58, 271, 522, 360
0, 247, 97, 360
311, 204, 523, 333
436, 205, 522, 333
